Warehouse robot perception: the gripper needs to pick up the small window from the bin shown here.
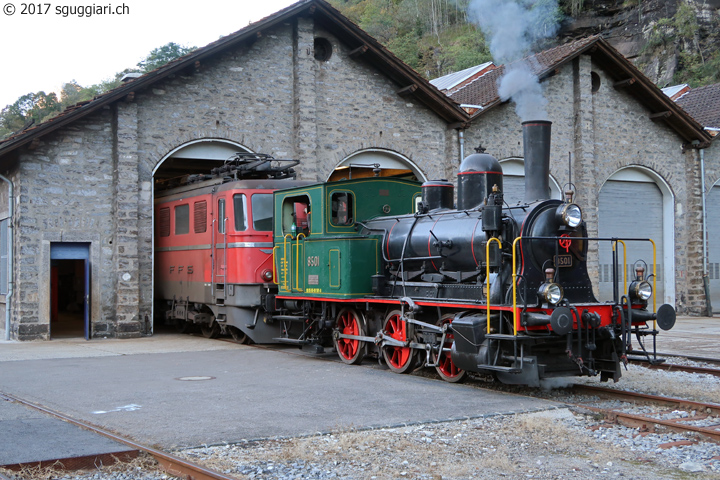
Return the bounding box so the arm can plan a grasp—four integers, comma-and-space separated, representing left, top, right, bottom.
158, 207, 170, 237
330, 192, 354, 226
591, 71, 601, 93
218, 199, 226, 234
282, 195, 311, 236
234, 194, 248, 232
175, 204, 189, 235
252, 194, 273, 231
194, 201, 207, 233
314, 37, 332, 61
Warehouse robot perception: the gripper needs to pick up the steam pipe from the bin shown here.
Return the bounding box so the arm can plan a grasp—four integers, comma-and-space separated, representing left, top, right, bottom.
0, 173, 13, 340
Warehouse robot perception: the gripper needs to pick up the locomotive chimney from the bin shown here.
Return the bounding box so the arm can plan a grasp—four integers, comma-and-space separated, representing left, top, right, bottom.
522, 120, 552, 203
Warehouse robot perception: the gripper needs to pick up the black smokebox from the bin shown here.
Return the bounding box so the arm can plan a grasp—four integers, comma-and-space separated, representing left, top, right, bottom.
522, 120, 552, 203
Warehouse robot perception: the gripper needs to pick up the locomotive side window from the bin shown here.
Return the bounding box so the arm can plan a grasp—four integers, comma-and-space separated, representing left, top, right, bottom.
330, 192, 354, 226
233, 194, 248, 232
252, 194, 273, 231
282, 195, 311, 236
194, 200, 207, 233
218, 198, 226, 234
158, 207, 170, 237
175, 204, 189, 235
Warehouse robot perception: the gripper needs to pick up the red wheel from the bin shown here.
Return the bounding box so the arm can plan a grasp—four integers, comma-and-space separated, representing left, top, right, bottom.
433, 314, 467, 383
381, 310, 417, 374
334, 308, 365, 365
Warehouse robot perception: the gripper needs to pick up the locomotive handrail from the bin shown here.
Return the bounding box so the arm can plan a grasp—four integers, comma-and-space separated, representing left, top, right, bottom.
271, 246, 279, 285
613, 239, 628, 295
295, 233, 306, 292
648, 238, 657, 325
280, 234, 294, 292
486, 237, 502, 334
512, 236, 522, 336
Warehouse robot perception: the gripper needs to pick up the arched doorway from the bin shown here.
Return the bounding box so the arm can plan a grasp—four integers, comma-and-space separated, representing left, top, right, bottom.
327, 149, 427, 182
597, 167, 674, 306
497, 158, 562, 205
706, 180, 720, 312
151, 139, 253, 333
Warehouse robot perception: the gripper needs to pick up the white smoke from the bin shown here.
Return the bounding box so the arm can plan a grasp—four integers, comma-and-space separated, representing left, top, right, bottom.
467, 0, 560, 121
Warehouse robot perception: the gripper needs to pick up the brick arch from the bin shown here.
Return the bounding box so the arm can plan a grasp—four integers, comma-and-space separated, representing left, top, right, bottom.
150, 137, 254, 176
327, 148, 428, 182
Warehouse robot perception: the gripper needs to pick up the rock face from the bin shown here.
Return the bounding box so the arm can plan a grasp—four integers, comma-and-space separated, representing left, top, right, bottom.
559, 0, 720, 86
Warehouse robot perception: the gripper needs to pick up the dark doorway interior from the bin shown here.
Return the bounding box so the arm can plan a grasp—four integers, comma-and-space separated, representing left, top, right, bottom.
50, 259, 86, 339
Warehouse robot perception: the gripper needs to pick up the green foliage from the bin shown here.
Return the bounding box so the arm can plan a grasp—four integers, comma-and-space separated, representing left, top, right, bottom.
674, 50, 720, 87
136, 42, 196, 73
674, 3, 699, 39
0, 42, 196, 140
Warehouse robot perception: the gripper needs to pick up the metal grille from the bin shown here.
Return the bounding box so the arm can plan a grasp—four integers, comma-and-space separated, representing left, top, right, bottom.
194, 200, 207, 233
157, 207, 170, 237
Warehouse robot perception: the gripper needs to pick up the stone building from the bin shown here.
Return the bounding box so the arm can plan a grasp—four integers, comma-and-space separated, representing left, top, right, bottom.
0, 1, 714, 341
444, 36, 715, 315
0, 0, 467, 340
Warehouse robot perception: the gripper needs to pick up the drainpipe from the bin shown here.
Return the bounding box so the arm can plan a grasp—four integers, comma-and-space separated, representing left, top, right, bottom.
458, 129, 465, 163
0, 174, 13, 340
699, 146, 712, 316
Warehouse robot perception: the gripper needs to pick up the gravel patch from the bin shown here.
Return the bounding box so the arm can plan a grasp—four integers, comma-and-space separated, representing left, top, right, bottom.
4, 357, 720, 479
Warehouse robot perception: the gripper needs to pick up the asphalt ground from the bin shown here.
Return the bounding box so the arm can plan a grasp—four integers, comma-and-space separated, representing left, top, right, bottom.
0, 332, 557, 467
0, 315, 716, 467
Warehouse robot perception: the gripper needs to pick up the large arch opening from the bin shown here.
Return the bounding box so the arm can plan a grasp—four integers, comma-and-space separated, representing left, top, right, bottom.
497, 158, 562, 205
327, 149, 427, 182
706, 179, 720, 312
150, 139, 253, 334
597, 167, 675, 306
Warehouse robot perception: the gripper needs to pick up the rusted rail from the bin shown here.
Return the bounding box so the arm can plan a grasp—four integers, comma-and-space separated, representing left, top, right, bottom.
0, 392, 238, 480
628, 359, 720, 378
569, 384, 720, 443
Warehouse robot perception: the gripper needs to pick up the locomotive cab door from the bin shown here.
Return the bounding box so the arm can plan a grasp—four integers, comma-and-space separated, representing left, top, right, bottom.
279, 194, 312, 293
212, 196, 228, 296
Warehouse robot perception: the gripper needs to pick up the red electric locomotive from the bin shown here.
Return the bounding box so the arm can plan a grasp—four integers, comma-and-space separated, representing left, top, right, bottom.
154, 154, 310, 342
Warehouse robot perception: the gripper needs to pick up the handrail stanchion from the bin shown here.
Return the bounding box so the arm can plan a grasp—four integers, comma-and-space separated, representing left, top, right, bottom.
486, 237, 502, 334
512, 237, 522, 336
295, 233, 306, 292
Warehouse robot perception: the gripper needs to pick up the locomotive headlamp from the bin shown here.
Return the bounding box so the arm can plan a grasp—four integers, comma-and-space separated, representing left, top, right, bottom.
556, 203, 582, 228
538, 282, 564, 305
262, 269, 273, 281
629, 280, 652, 301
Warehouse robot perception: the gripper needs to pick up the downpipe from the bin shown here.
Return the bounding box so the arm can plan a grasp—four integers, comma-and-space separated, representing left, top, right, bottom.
700, 147, 712, 316
0, 173, 13, 341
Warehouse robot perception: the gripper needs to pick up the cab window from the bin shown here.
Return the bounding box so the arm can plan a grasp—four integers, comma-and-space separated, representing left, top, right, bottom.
175, 204, 189, 235
233, 194, 248, 232
331, 192, 354, 226
282, 195, 311, 236
252, 194, 273, 231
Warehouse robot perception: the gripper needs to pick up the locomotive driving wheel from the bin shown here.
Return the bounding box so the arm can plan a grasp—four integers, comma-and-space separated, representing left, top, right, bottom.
200, 320, 220, 339
432, 314, 467, 383
381, 310, 417, 374
228, 326, 248, 344
334, 308, 366, 365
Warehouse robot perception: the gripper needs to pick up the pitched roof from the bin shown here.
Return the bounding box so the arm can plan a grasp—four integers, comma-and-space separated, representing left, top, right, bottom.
674, 83, 720, 134
449, 36, 711, 146
430, 62, 494, 92
0, 0, 468, 158
662, 84, 690, 101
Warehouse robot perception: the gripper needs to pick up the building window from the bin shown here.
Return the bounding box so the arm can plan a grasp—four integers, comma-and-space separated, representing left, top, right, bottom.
175, 204, 189, 235
314, 37, 332, 61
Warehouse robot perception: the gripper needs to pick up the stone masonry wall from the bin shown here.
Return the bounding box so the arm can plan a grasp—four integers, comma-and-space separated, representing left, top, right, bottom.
463, 54, 704, 314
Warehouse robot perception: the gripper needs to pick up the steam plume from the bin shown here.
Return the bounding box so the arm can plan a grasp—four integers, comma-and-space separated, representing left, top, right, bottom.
467, 0, 560, 121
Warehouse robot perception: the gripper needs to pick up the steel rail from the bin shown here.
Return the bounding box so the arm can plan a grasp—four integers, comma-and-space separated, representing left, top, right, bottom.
627, 359, 720, 378
569, 384, 720, 443
0, 392, 239, 480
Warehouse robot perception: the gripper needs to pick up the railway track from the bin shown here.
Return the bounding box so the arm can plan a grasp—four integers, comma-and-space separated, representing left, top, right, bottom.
567, 384, 720, 443
0, 392, 237, 480
628, 357, 720, 378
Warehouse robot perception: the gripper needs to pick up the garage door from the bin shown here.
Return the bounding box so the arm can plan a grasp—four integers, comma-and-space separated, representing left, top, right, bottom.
707, 185, 720, 312
598, 180, 664, 303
